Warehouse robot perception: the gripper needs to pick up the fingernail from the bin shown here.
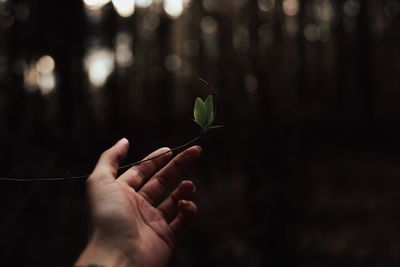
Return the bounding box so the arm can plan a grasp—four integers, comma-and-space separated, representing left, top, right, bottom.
180, 200, 190, 207
118, 138, 129, 145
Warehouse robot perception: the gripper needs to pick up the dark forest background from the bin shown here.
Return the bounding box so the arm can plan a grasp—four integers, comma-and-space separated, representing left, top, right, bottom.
1, 0, 400, 266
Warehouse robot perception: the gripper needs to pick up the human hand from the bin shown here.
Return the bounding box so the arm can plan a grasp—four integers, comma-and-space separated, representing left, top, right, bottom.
75, 138, 202, 267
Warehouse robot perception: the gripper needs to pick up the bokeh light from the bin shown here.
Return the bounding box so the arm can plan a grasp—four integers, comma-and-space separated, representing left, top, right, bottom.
84, 47, 115, 88
201, 16, 218, 35
304, 24, 321, 42
112, 0, 135, 17
343, 0, 360, 18
36, 55, 55, 74
258, 0, 275, 13
136, 0, 153, 8
115, 32, 134, 67
142, 12, 160, 32
233, 26, 250, 52
283, 0, 300, 16
14, 2, 30, 21
244, 74, 258, 94
23, 63, 37, 91
23, 55, 57, 95
164, 54, 182, 72
163, 0, 183, 19
83, 0, 111, 10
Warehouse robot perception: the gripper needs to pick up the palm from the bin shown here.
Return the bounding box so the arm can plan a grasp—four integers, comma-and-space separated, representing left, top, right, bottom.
87, 142, 201, 267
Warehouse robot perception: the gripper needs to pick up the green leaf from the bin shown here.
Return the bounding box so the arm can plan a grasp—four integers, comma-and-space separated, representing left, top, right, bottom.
204, 95, 214, 127
194, 97, 207, 130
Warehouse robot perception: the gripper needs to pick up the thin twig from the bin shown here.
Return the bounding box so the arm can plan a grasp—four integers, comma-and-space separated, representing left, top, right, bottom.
0, 134, 203, 182
197, 78, 222, 117
119, 134, 203, 170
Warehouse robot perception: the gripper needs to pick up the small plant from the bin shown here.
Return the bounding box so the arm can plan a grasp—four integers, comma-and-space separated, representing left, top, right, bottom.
194, 95, 215, 132
194, 78, 223, 132
0, 78, 222, 182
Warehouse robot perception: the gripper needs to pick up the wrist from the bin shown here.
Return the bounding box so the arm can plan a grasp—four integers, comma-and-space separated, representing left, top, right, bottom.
75, 231, 135, 267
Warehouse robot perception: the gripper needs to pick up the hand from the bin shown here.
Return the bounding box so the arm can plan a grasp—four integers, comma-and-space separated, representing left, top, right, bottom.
75, 138, 202, 267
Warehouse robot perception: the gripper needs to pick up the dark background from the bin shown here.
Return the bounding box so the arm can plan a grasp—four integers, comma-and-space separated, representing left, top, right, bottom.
1, 0, 400, 266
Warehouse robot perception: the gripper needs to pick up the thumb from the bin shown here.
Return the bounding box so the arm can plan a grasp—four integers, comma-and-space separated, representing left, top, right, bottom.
91, 138, 130, 181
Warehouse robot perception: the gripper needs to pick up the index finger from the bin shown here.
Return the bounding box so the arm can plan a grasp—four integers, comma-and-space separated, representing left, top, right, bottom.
117, 147, 172, 189
138, 145, 202, 205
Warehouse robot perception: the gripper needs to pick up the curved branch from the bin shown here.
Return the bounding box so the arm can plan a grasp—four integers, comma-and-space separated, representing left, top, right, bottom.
0, 134, 203, 182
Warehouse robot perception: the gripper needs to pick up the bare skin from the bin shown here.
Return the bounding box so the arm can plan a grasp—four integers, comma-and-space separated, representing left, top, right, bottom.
75, 138, 202, 267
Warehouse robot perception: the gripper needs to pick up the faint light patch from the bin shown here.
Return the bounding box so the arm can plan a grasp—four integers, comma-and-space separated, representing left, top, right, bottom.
285, 17, 299, 36
136, 0, 153, 8
112, 0, 135, 17
85, 8, 103, 23
164, 0, 183, 19
343, 0, 360, 18
0, 7, 14, 28
244, 75, 258, 94
14, 2, 30, 21
233, 26, 250, 52
183, 39, 200, 57
258, 0, 275, 12
315, 1, 334, 23
304, 24, 321, 42
258, 24, 274, 48
143, 12, 160, 32
201, 16, 218, 35
201, 16, 218, 56
24, 63, 38, 92
84, 47, 115, 88
368, 2, 386, 35
164, 54, 182, 72
202, 0, 218, 11
283, 0, 299, 16
114, 32, 133, 68
83, 0, 111, 10
0, 3, 10, 15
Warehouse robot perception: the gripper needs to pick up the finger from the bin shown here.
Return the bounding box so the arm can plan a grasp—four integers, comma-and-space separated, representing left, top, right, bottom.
169, 200, 197, 241
138, 145, 202, 205
117, 147, 172, 190
158, 180, 196, 223
90, 138, 129, 182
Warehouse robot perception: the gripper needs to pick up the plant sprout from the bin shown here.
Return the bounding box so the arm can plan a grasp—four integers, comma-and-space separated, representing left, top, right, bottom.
193, 95, 223, 133
194, 95, 214, 132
